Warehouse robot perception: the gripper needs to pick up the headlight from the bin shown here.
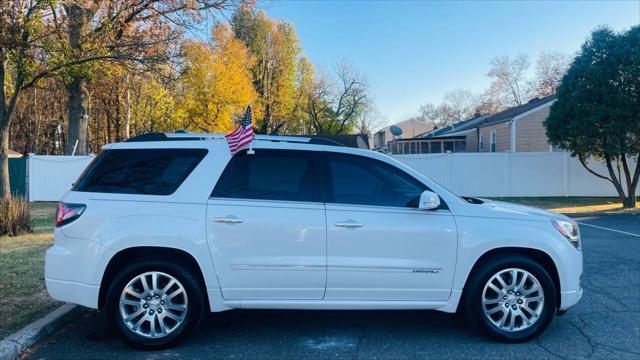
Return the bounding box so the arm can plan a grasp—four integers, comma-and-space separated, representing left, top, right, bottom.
552, 219, 580, 250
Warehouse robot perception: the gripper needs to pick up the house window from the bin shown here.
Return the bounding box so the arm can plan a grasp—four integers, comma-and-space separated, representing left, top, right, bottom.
490, 131, 497, 152
431, 142, 442, 153
479, 135, 484, 152
454, 141, 466, 152
443, 141, 454, 153
420, 142, 429, 154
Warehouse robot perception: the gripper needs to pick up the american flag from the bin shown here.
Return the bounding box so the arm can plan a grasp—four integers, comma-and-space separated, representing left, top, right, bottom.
225, 105, 254, 155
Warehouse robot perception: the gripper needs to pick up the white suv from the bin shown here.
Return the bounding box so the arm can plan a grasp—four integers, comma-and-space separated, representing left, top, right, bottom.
45, 133, 583, 349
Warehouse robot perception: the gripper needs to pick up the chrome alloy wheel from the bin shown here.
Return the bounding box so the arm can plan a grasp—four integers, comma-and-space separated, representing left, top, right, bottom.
119, 271, 188, 338
481, 268, 545, 332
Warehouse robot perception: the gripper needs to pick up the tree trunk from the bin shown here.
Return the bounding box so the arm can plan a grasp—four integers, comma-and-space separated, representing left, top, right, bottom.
0, 122, 10, 198
124, 74, 131, 139
65, 3, 92, 156
603, 154, 631, 207
623, 193, 637, 208
29, 88, 39, 154
66, 78, 89, 155
620, 155, 639, 208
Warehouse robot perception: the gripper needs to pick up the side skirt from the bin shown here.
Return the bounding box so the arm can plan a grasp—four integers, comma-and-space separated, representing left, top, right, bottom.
210, 290, 462, 313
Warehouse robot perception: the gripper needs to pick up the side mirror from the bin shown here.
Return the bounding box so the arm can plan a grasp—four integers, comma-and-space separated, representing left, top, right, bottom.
419, 190, 440, 210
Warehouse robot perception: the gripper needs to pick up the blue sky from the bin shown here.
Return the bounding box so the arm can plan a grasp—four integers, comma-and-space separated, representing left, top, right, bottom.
258, 0, 639, 127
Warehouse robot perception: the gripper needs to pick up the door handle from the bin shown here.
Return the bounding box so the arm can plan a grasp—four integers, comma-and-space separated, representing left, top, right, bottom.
335, 221, 363, 228
213, 217, 243, 224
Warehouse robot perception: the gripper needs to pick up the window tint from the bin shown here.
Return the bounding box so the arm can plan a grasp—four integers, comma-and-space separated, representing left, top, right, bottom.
212, 150, 319, 202
73, 149, 207, 195
326, 153, 426, 208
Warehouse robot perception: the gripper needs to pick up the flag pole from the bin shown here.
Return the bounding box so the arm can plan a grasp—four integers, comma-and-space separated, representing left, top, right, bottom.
247, 136, 255, 155
247, 104, 255, 155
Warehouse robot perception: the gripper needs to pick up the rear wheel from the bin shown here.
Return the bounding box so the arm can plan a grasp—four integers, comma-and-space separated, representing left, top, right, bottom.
105, 258, 204, 349
463, 255, 556, 342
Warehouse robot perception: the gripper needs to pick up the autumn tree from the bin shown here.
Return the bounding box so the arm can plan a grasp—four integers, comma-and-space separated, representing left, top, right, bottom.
287, 56, 316, 134
1, 1, 60, 198
176, 23, 256, 132
0, 0, 238, 198
55, 0, 239, 155
545, 26, 639, 207
129, 73, 177, 134
231, 7, 301, 134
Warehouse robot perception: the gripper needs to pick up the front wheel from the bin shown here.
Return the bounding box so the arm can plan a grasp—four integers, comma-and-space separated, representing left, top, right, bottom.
462, 255, 556, 342
105, 258, 205, 350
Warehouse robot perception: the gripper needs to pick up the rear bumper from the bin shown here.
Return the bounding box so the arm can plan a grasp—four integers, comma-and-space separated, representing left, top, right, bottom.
45, 278, 99, 309
45, 228, 110, 309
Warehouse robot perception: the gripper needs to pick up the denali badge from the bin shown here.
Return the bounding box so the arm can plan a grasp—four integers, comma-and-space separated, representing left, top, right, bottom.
413, 269, 441, 274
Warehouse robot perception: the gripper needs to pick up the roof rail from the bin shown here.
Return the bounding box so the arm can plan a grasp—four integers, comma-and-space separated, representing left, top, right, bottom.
126, 132, 344, 147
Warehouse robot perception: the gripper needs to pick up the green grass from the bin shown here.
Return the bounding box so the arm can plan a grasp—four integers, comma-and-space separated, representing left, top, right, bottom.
0, 233, 59, 338
29, 202, 57, 232
0, 202, 59, 339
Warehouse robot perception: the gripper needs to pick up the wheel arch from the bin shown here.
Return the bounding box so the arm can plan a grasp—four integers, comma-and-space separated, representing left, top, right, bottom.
458, 247, 561, 312
98, 246, 209, 309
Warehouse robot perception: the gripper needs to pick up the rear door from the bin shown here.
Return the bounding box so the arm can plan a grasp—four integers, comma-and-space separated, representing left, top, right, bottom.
322, 152, 457, 301
206, 149, 326, 300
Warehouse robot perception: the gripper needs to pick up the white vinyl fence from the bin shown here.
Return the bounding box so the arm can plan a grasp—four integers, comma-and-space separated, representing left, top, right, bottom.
27, 155, 94, 201
394, 152, 639, 197
23, 152, 638, 201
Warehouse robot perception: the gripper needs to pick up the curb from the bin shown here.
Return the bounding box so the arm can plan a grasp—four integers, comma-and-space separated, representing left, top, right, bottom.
0, 304, 83, 360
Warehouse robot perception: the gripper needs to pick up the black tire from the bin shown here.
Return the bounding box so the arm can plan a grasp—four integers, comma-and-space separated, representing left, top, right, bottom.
104, 257, 205, 350
462, 254, 556, 342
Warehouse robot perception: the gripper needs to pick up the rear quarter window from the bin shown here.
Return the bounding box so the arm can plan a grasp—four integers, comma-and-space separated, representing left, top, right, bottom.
73, 148, 207, 195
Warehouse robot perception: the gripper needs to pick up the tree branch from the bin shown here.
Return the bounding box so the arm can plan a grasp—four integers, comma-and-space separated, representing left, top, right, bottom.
577, 154, 612, 182
22, 55, 159, 89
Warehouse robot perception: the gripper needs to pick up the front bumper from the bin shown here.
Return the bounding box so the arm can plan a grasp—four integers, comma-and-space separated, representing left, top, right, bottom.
559, 287, 583, 311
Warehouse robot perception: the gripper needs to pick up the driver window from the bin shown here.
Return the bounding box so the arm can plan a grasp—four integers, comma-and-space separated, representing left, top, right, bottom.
326, 153, 426, 207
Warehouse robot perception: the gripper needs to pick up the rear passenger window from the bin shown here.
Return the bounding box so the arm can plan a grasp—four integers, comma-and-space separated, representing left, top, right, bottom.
73, 149, 207, 195
212, 149, 319, 202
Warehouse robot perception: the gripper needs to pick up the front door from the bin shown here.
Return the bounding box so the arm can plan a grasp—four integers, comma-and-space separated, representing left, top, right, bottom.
323, 153, 457, 301
207, 149, 326, 300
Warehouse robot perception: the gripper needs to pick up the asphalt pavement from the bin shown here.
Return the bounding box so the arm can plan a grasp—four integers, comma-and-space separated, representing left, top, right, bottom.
26, 213, 640, 359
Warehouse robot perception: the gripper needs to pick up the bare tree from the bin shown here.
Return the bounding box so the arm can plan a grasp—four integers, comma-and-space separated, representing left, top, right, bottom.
306, 61, 368, 134
356, 104, 385, 136
416, 102, 437, 124
415, 89, 477, 128
487, 54, 531, 106
440, 89, 476, 123
473, 90, 506, 115
532, 51, 570, 97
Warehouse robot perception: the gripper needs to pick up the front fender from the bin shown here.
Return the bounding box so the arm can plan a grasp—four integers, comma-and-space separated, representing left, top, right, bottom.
452, 216, 581, 295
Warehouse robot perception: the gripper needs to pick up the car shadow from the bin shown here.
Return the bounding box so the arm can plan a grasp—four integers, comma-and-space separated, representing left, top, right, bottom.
82, 308, 483, 350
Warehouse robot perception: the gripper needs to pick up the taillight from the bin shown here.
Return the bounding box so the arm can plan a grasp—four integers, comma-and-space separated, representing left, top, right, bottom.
55, 202, 86, 227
